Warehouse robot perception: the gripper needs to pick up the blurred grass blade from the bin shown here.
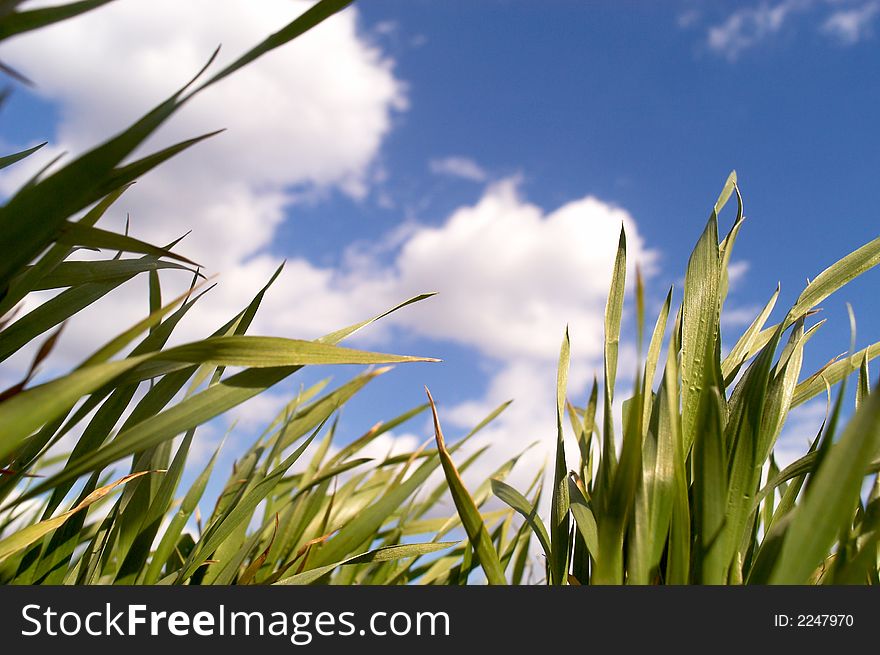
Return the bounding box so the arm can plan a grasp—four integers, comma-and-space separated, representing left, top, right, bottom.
857, 354, 870, 410
27, 258, 195, 290
0, 56, 210, 288
58, 223, 199, 266
199, 0, 354, 90
0, 1, 117, 42
0, 184, 132, 318
0, 0, 347, 288
0, 141, 46, 170
96, 130, 223, 199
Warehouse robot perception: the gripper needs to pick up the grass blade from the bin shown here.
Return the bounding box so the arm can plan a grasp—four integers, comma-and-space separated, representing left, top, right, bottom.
426, 388, 507, 585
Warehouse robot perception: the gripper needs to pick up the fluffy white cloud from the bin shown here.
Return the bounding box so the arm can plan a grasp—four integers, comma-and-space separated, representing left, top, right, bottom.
390, 180, 655, 359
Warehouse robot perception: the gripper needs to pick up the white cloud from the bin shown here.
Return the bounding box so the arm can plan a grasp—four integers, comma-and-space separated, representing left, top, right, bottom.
707, 0, 811, 60
727, 260, 751, 288
822, 0, 880, 43
373, 20, 400, 37
388, 179, 656, 360
224, 390, 293, 433
773, 398, 827, 467
429, 156, 488, 182
721, 303, 764, 329
701, 0, 879, 59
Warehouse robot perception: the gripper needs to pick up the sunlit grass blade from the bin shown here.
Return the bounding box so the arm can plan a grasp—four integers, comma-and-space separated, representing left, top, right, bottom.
326, 404, 428, 467
177, 424, 323, 582
641, 286, 672, 429
770, 386, 880, 583
717, 324, 785, 582
567, 477, 598, 559
791, 340, 880, 408
275, 542, 456, 586
721, 284, 780, 385
785, 235, 880, 326
317, 293, 437, 346
114, 427, 199, 583
718, 177, 744, 305
549, 328, 570, 585
491, 478, 552, 563
680, 211, 722, 454
426, 388, 507, 585
692, 388, 728, 583
58, 223, 199, 267
0, 332, 435, 470
141, 439, 222, 584
305, 446, 443, 572
597, 225, 627, 505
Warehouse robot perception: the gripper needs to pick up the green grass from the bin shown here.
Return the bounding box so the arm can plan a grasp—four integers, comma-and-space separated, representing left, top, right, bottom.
433, 173, 880, 585
1, 1, 878, 585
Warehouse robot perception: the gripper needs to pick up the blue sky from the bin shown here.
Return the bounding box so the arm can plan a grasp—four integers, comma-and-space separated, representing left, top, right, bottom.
1, 0, 878, 492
